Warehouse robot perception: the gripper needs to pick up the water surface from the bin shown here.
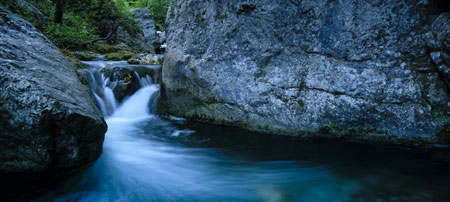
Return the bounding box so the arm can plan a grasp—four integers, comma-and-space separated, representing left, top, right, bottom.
14, 62, 450, 202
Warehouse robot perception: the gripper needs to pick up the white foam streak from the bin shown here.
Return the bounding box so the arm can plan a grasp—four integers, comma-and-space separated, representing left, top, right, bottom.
110, 85, 159, 120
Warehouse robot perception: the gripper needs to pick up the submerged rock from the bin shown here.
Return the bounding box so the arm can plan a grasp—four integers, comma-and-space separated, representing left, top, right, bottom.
162, 0, 450, 144
0, 11, 107, 176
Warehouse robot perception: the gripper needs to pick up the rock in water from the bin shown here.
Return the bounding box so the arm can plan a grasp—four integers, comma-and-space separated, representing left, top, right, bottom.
0, 9, 107, 176
132, 8, 159, 53
162, 0, 450, 144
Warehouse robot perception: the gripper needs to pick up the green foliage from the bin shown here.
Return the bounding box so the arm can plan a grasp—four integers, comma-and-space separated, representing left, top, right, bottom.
2, 0, 141, 51
45, 13, 98, 49
114, 0, 132, 15
147, 0, 170, 30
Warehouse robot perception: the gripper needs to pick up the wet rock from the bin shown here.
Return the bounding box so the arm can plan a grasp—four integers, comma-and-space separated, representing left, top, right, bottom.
0, 0, 46, 30
430, 13, 450, 89
128, 53, 162, 65
100, 67, 139, 102
0, 11, 107, 176
162, 0, 450, 144
132, 8, 159, 53
115, 26, 152, 53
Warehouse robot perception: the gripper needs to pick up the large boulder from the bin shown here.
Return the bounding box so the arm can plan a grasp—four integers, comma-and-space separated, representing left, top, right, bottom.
132, 8, 159, 53
0, 9, 107, 176
162, 0, 450, 144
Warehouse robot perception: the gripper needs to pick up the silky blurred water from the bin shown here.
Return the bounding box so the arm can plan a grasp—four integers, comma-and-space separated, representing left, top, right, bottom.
20, 88, 449, 202
13, 61, 450, 202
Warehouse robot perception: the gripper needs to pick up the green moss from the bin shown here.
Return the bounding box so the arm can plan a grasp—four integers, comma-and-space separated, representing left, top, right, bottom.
60, 49, 85, 70
73, 52, 95, 61
330, 120, 339, 129
94, 43, 123, 54
297, 99, 305, 107
106, 51, 134, 61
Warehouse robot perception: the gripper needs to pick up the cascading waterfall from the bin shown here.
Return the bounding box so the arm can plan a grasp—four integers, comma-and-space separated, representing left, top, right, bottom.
86, 70, 119, 117
84, 68, 159, 118
134, 71, 153, 88
109, 78, 159, 120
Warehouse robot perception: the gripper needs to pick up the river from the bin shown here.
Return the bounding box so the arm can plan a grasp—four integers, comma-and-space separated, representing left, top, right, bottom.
18, 60, 450, 202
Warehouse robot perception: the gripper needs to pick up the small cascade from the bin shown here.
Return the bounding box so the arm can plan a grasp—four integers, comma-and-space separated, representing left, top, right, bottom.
111, 71, 159, 119
83, 65, 160, 118
86, 70, 119, 117
110, 85, 159, 120
134, 72, 153, 87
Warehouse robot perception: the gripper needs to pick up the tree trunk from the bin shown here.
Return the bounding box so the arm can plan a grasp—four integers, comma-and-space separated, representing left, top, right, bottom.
54, 0, 64, 24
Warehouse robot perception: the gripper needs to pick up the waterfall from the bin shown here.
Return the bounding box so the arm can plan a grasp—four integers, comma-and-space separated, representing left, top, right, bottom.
84, 68, 159, 118
110, 85, 159, 120
86, 70, 118, 116
134, 71, 153, 88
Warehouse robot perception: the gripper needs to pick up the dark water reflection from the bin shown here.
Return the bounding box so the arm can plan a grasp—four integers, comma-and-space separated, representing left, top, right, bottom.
12, 116, 450, 202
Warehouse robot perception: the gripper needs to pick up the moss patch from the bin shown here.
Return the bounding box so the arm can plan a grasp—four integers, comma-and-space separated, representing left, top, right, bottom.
297, 99, 305, 107
60, 49, 84, 70
330, 120, 339, 129
106, 51, 134, 61
94, 43, 123, 54
73, 52, 95, 61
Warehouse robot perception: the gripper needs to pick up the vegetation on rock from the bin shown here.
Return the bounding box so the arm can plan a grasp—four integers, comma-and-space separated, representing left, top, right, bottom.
106, 51, 134, 60
0, 0, 143, 51
121, 0, 171, 31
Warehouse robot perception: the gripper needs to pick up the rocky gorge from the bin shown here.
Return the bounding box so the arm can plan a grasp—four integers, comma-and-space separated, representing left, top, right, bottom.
1, 0, 450, 201
162, 0, 450, 144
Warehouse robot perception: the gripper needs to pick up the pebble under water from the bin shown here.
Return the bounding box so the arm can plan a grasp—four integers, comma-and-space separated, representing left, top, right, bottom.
10, 62, 450, 202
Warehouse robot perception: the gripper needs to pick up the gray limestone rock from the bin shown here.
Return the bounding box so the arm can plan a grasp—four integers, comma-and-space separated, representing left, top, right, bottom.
0, 11, 107, 176
132, 8, 159, 53
162, 0, 450, 144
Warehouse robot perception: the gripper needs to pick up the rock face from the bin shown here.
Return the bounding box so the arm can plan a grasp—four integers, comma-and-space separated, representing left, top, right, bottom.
162, 0, 450, 144
132, 8, 159, 53
0, 10, 107, 176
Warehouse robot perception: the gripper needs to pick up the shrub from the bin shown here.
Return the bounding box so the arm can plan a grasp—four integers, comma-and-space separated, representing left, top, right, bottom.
45, 13, 98, 49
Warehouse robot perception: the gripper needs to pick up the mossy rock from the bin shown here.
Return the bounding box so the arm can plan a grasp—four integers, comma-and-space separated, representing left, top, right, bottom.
73, 52, 96, 61
60, 49, 85, 70
106, 51, 134, 61
94, 43, 123, 54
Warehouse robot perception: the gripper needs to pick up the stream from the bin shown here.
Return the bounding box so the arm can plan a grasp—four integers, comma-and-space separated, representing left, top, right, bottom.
19, 59, 450, 202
